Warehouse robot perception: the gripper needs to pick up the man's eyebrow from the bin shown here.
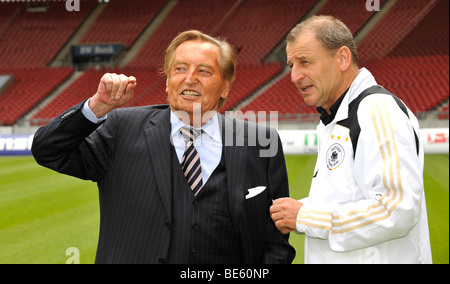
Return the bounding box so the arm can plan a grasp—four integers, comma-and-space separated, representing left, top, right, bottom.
174, 60, 188, 65
198, 63, 214, 70
173, 61, 214, 69
287, 56, 309, 65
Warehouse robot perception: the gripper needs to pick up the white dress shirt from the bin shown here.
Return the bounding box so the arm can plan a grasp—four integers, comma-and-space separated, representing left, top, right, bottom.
170, 110, 222, 184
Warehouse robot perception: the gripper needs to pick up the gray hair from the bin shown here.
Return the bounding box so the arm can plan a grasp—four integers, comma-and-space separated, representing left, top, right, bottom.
287, 16, 358, 66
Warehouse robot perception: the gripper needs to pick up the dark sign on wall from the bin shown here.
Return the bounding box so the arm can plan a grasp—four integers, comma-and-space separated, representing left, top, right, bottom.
71, 44, 125, 63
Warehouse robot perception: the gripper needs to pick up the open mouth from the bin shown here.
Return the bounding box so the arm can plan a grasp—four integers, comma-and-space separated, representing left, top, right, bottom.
182, 90, 201, 97
300, 85, 313, 92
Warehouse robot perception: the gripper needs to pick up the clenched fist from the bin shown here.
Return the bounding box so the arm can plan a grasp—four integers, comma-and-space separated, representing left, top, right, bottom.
89, 73, 137, 118
270, 198, 303, 234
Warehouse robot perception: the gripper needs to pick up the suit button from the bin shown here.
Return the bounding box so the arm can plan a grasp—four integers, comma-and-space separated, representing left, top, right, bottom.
158, 258, 165, 264
193, 199, 199, 207
192, 223, 199, 230
190, 246, 197, 253
165, 222, 171, 230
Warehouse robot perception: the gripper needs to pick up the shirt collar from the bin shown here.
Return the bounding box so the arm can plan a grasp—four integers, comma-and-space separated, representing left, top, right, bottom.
316, 88, 349, 126
170, 110, 222, 144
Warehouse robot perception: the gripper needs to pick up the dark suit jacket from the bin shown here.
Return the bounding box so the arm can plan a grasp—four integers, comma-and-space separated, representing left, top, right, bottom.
32, 102, 295, 264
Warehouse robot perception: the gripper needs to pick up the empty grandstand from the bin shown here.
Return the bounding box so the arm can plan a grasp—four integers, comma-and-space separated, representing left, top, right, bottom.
0, 0, 448, 131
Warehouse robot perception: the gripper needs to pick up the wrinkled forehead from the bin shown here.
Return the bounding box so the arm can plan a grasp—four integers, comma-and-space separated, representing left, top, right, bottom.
286, 33, 321, 60
173, 40, 222, 68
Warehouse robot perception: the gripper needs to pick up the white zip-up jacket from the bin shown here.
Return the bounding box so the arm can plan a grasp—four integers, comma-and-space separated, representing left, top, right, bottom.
296, 68, 432, 264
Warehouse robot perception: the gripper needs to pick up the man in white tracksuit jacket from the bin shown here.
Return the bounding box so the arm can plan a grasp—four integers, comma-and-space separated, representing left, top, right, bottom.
270, 16, 432, 264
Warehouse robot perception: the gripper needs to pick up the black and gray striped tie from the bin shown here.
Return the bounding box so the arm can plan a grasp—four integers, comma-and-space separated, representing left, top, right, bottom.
180, 126, 203, 196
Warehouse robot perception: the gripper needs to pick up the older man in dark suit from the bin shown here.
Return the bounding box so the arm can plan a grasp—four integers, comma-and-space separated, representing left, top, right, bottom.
32, 30, 295, 264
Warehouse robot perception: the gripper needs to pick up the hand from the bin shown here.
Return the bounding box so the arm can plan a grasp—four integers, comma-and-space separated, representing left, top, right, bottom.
89, 73, 137, 118
270, 198, 303, 234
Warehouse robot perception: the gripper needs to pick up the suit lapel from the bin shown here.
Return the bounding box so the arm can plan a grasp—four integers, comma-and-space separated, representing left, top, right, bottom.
143, 111, 248, 228
219, 114, 247, 230
143, 107, 173, 220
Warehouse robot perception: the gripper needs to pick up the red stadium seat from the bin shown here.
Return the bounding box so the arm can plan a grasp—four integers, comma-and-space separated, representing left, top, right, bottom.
79, 0, 166, 48
0, 0, 448, 125
0, 67, 73, 125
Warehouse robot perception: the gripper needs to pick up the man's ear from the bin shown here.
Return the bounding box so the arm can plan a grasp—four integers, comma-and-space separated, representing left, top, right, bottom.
220, 81, 230, 100
338, 46, 352, 72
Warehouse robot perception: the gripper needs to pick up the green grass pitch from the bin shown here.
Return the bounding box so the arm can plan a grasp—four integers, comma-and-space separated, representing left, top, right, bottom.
0, 155, 448, 264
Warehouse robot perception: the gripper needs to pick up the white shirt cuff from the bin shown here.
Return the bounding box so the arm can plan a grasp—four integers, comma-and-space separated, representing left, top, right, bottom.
82, 98, 107, 124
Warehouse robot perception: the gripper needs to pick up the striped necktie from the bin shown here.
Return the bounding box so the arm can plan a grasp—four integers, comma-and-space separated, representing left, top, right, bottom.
180, 126, 203, 196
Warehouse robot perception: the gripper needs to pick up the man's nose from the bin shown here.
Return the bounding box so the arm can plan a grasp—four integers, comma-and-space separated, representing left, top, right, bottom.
185, 69, 198, 85
290, 66, 305, 84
